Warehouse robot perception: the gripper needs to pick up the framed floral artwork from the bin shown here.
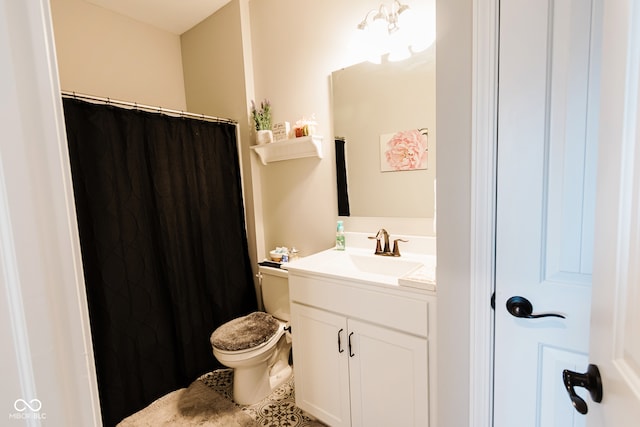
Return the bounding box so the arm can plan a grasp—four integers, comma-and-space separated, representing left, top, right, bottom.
380, 128, 428, 172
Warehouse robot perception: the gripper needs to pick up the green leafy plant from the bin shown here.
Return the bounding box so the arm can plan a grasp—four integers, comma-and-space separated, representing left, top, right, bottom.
251, 99, 272, 131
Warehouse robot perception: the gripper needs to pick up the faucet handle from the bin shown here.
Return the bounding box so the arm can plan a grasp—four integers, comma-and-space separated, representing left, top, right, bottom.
368, 235, 383, 254
392, 239, 409, 257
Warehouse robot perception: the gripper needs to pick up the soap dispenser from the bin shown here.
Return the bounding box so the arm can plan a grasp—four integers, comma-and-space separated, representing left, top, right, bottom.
336, 220, 346, 250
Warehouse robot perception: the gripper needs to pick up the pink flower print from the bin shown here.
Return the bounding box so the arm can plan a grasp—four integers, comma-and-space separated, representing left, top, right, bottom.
384, 130, 428, 171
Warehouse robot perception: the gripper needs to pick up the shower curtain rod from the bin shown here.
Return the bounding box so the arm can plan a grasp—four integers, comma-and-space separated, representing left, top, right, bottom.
61, 91, 237, 125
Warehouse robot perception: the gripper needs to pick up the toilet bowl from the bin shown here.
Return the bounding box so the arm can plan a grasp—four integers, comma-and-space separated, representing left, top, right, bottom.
210, 266, 292, 405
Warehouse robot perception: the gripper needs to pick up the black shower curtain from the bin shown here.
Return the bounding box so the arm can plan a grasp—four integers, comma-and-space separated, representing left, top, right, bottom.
335, 138, 350, 216
62, 98, 257, 426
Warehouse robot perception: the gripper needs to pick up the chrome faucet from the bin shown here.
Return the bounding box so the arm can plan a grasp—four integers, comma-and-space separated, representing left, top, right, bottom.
368, 229, 408, 256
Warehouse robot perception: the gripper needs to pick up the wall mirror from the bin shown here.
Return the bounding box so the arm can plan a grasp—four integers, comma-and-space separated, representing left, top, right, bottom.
331, 47, 436, 219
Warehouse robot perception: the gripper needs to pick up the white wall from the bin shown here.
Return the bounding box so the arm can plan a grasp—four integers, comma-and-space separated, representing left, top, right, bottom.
1, 0, 100, 424
51, 0, 186, 109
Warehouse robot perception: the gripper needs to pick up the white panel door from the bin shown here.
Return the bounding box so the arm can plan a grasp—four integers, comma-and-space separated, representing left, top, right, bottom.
494, 0, 601, 425
290, 303, 351, 427
348, 319, 429, 427
587, 0, 640, 424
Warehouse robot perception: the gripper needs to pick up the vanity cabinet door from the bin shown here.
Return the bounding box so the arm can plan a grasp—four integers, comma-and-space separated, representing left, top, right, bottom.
347, 319, 429, 427
291, 303, 351, 427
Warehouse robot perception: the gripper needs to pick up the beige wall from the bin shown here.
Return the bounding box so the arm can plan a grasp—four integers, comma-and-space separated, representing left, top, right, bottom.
181, 0, 264, 273
185, 0, 424, 260
332, 50, 436, 218
48, 1, 470, 425
51, 0, 186, 109
50, 0, 437, 260
248, 0, 344, 257
436, 0, 473, 425
247, 0, 435, 257
181, 1, 246, 121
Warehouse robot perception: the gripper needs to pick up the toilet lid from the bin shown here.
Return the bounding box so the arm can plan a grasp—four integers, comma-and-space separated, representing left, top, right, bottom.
210, 311, 280, 352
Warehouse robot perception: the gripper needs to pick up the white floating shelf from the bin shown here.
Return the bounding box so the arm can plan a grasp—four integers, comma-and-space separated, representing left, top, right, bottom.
250, 135, 323, 165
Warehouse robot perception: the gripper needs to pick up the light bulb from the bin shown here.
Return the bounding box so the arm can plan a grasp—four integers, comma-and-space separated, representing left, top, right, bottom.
388, 26, 411, 62
388, 45, 411, 62
409, 15, 435, 53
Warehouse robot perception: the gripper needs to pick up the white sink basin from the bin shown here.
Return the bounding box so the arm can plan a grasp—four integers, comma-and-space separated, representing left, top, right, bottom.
348, 253, 422, 277
286, 248, 428, 286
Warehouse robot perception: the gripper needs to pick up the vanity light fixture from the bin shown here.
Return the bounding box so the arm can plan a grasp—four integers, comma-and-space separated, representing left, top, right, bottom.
357, 0, 410, 33
357, 0, 413, 62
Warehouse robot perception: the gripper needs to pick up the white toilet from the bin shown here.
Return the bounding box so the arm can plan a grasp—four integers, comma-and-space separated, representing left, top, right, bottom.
210, 265, 292, 405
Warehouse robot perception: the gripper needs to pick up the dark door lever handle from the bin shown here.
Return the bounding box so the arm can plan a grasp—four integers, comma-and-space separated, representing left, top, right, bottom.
506, 296, 566, 319
562, 364, 603, 414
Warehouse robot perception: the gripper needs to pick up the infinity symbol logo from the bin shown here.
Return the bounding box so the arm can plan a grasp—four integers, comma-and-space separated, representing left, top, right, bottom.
14, 399, 42, 412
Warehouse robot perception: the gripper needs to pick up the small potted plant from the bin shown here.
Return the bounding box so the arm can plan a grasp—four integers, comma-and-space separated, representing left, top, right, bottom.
251, 99, 273, 144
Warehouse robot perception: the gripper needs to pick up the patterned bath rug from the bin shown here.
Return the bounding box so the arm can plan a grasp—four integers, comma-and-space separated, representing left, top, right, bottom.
117, 369, 325, 427
117, 378, 255, 426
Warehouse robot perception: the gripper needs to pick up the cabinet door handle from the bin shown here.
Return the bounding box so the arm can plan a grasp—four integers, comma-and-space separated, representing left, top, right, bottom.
348, 332, 355, 357
338, 328, 344, 353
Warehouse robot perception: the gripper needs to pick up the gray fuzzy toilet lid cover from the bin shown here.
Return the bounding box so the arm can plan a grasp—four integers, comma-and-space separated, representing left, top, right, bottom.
210, 311, 280, 352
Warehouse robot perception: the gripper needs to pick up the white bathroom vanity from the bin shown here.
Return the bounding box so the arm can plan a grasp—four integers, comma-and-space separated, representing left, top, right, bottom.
286, 235, 436, 427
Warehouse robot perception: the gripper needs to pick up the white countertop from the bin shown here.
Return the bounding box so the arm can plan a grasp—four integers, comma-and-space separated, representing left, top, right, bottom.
286, 245, 436, 291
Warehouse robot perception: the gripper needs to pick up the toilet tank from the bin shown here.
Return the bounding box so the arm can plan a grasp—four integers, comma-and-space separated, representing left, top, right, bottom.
259, 265, 290, 321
